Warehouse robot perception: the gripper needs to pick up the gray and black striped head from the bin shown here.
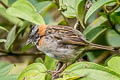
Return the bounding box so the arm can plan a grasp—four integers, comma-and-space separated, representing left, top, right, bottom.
26, 25, 40, 45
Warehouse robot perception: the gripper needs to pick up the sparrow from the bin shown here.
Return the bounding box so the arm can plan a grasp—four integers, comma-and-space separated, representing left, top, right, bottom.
26, 24, 114, 62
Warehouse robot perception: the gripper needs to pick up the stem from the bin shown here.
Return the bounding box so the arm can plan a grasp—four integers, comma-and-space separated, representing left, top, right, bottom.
103, 3, 120, 34
102, 6, 114, 28
93, 52, 110, 63
0, 0, 8, 9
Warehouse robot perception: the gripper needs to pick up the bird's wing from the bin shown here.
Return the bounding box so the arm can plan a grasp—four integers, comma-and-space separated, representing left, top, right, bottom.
47, 25, 89, 45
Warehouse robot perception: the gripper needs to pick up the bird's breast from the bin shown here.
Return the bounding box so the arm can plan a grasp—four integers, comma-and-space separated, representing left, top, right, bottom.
36, 35, 78, 61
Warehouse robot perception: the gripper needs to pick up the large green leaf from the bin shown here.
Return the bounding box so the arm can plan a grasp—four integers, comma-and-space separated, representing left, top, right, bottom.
5, 25, 16, 51
18, 63, 47, 80
35, 1, 54, 16
58, 62, 120, 80
6, 0, 45, 24
0, 7, 23, 27
0, 62, 17, 80
85, 0, 113, 23
106, 29, 120, 47
0, 62, 14, 76
108, 56, 120, 74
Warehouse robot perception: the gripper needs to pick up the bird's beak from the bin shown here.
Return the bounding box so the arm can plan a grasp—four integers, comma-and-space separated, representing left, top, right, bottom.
26, 39, 32, 45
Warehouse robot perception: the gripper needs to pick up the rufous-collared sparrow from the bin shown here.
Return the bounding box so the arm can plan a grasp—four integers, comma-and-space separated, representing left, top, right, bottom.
26, 24, 114, 62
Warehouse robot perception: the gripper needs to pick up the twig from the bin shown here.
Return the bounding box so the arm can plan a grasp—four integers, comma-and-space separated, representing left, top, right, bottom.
0, 53, 43, 57
86, 0, 92, 9
0, 0, 8, 9
93, 52, 110, 63
74, 20, 79, 29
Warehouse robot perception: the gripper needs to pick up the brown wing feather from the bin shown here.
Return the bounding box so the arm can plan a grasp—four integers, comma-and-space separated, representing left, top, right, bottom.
46, 25, 89, 45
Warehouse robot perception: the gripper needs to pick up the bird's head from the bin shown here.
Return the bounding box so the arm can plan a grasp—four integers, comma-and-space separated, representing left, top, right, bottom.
26, 24, 46, 45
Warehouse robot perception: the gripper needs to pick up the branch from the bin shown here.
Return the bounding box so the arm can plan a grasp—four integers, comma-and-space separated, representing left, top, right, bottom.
0, 49, 44, 57
0, 0, 8, 9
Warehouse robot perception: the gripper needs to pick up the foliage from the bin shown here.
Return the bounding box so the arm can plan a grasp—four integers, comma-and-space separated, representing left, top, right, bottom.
0, 0, 120, 80
0, 62, 18, 80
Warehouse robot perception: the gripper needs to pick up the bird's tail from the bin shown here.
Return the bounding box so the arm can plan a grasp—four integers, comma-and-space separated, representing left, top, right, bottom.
89, 43, 114, 51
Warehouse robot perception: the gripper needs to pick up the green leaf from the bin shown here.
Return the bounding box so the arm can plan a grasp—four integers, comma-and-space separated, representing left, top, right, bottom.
5, 25, 16, 51
85, 0, 113, 23
0, 62, 17, 80
60, 62, 120, 80
44, 12, 57, 25
108, 56, 120, 74
0, 26, 8, 32
115, 24, 120, 33
0, 7, 23, 27
6, 0, 45, 24
59, 0, 75, 18
83, 16, 107, 35
18, 63, 47, 80
35, 1, 54, 16
59, 0, 82, 18
44, 56, 57, 70
0, 39, 6, 43
44, 56, 57, 80
111, 11, 120, 25
56, 76, 82, 80
17, 21, 30, 35
8, 0, 16, 6
28, 0, 38, 6
35, 58, 44, 64
106, 29, 120, 47
0, 74, 18, 80
77, 0, 86, 28
0, 62, 14, 76
85, 25, 107, 42
21, 43, 34, 52
86, 52, 95, 62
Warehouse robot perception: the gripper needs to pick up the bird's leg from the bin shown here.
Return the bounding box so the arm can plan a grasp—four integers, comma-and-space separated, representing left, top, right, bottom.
56, 61, 63, 71
52, 61, 67, 80
52, 61, 63, 80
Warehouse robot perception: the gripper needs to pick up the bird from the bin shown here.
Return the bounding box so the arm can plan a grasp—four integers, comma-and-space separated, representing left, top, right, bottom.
26, 24, 115, 62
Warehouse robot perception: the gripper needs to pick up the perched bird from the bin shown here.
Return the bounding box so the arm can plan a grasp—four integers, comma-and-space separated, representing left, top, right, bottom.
26, 24, 114, 62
